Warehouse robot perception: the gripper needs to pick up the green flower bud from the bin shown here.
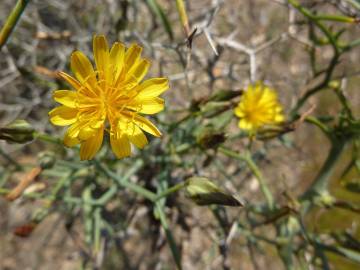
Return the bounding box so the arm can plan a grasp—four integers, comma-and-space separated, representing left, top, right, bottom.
0, 120, 35, 144
196, 128, 226, 149
208, 89, 242, 102
256, 124, 291, 140
329, 80, 340, 89
38, 151, 56, 169
314, 190, 335, 207
286, 216, 300, 235
343, 180, 360, 193
201, 101, 231, 118
189, 97, 207, 112
185, 177, 242, 207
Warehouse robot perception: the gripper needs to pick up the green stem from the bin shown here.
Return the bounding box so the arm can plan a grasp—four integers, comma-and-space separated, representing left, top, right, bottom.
314, 14, 356, 23
288, 0, 339, 53
219, 147, 274, 209
0, 186, 115, 206
154, 181, 187, 201
301, 139, 347, 200
93, 207, 102, 253
93, 159, 157, 201
0, 0, 30, 49
93, 160, 146, 205
290, 53, 340, 117
34, 132, 62, 144
0, 187, 9, 195
168, 112, 197, 132
343, 38, 360, 51
51, 171, 75, 197
0, 147, 22, 170
305, 116, 331, 138
287, 0, 342, 117
83, 186, 94, 245
345, 0, 360, 10
155, 203, 182, 270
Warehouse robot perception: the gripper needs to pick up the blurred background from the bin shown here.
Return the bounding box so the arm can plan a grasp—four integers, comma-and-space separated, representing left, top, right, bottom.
1, 0, 360, 269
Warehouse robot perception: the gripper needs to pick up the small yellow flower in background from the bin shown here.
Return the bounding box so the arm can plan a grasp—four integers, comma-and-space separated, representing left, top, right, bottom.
49, 35, 169, 160
234, 83, 284, 133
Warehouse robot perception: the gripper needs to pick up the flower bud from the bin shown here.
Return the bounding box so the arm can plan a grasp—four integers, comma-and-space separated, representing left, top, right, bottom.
196, 128, 226, 149
209, 89, 242, 102
343, 180, 360, 193
38, 151, 56, 169
201, 101, 231, 118
286, 216, 300, 235
329, 80, 340, 89
256, 124, 291, 140
189, 97, 207, 112
185, 177, 242, 207
0, 119, 34, 144
314, 191, 335, 207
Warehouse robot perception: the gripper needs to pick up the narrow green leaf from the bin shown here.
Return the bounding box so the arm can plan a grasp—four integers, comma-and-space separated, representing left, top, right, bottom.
146, 0, 174, 41
0, 0, 31, 49
155, 203, 182, 270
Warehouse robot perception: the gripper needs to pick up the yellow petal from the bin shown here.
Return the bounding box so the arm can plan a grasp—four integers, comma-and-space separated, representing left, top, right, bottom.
128, 125, 148, 149
128, 97, 164, 114
58, 72, 82, 90
77, 112, 106, 130
125, 44, 142, 71
135, 78, 169, 99
64, 129, 80, 147
79, 127, 104, 160
234, 106, 244, 118
68, 116, 105, 140
125, 59, 150, 84
58, 71, 96, 98
66, 121, 82, 138
122, 112, 161, 137
76, 95, 100, 109
49, 106, 77, 126
78, 125, 97, 140
259, 88, 277, 107
93, 35, 109, 82
109, 42, 125, 84
239, 119, 253, 131
274, 114, 285, 123
110, 132, 131, 159
90, 118, 106, 129
71, 51, 97, 88
53, 90, 77, 108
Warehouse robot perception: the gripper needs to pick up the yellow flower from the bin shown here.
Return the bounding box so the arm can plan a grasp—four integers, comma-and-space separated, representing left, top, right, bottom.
49, 35, 169, 160
234, 83, 284, 133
